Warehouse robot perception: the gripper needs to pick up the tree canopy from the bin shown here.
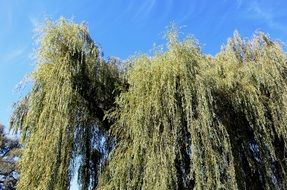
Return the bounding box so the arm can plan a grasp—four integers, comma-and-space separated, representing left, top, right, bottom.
0, 124, 20, 190
10, 18, 120, 190
10, 19, 287, 190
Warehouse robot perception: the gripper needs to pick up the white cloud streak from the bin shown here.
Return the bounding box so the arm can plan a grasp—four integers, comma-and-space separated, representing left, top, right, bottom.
1, 46, 28, 64
134, 0, 156, 20
237, 0, 287, 33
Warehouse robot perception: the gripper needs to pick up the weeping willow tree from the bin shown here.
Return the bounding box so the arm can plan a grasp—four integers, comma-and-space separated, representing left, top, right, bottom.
99, 31, 287, 189
10, 18, 121, 190
99, 29, 238, 190
206, 32, 287, 189
10, 19, 287, 190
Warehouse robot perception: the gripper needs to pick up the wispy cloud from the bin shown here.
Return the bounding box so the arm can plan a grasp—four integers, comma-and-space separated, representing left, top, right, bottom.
235, 0, 243, 8
1, 46, 28, 64
0, 1, 14, 34
238, 0, 287, 33
134, 0, 156, 20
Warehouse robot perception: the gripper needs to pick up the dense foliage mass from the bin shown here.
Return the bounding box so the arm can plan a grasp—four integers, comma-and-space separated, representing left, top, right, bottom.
10, 19, 287, 190
10, 19, 120, 190
0, 124, 20, 190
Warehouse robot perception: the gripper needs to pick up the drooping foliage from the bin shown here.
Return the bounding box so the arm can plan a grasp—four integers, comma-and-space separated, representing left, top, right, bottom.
207, 32, 287, 189
10, 19, 287, 190
99, 31, 287, 189
99, 30, 238, 190
10, 18, 120, 190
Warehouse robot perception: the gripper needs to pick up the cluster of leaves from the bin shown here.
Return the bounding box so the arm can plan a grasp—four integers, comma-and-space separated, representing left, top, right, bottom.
0, 124, 20, 190
10, 18, 121, 190
10, 19, 287, 190
206, 32, 287, 189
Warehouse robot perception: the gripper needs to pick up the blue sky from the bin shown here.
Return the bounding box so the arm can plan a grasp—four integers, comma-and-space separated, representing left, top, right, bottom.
1, 0, 287, 129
